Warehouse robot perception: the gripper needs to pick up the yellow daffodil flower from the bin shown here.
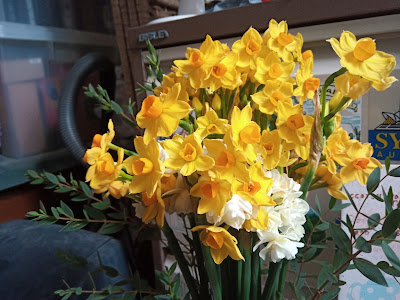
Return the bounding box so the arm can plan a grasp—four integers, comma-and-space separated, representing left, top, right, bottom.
190, 173, 232, 216
316, 166, 348, 200
328, 31, 396, 85
192, 225, 244, 264
252, 81, 294, 115
174, 35, 226, 89
202, 51, 242, 91
293, 58, 320, 104
334, 72, 371, 100
154, 72, 191, 101
83, 119, 115, 164
264, 19, 300, 62
136, 83, 191, 144
141, 188, 165, 227
276, 102, 313, 160
232, 27, 268, 71
259, 129, 284, 170
230, 105, 261, 161
195, 109, 229, 139
323, 127, 350, 174
162, 134, 214, 176
123, 137, 164, 196
86, 148, 124, 192
105, 180, 130, 199
254, 52, 295, 85
203, 137, 250, 183
335, 141, 382, 186
233, 162, 274, 206
243, 207, 269, 231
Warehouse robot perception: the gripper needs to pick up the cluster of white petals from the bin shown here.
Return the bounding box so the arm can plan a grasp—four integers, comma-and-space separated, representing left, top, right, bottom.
255, 170, 309, 263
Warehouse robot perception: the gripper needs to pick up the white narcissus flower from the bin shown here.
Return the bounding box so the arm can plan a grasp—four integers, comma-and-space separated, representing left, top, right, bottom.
255, 229, 304, 263
276, 197, 309, 231
206, 194, 253, 230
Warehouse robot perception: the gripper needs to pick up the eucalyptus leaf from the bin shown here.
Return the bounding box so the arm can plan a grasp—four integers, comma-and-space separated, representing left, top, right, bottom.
382, 242, 400, 271
354, 259, 388, 287
354, 236, 372, 253
385, 156, 390, 173
331, 203, 351, 211
60, 201, 74, 218
79, 181, 92, 197
367, 213, 380, 229
321, 288, 340, 300
382, 209, 400, 237
366, 167, 380, 193
329, 197, 336, 210
329, 223, 351, 253
389, 166, 400, 177
84, 206, 106, 220
45, 172, 59, 184
98, 223, 124, 235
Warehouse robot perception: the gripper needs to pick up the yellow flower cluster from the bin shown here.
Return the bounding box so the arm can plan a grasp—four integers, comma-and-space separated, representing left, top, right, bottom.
83, 19, 395, 264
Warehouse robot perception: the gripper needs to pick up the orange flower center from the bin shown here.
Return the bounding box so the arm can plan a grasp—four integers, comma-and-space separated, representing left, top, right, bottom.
206, 124, 219, 134
142, 192, 158, 206
97, 160, 115, 175
215, 150, 236, 168
277, 32, 294, 46
92, 134, 102, 148
132, 158, 154, 175
352, 158, 370, 170
353, 39, 376, 61
161, 174, 177, 194
268, 63, 284, 79
263, 141, 275, 155
201, 181, 220, 199
206, 231, 224, 249
270, 91, 285, 106
189, 50, 204, 67
302, 50, 313, 61
212, 63, 228, 78
180, 143, 197, 162
286, 114, 305, 130
246, 39, 261, 55
140, 95, 163, 119
304, 77, 320, 91
242, 181, 261, 196
239, 124, 260, 144
162, 87, 170, 94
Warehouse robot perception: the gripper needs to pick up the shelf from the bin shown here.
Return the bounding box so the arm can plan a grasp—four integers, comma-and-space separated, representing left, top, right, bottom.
0, 21, 116, 46
0, 149, 80, 191
127, 0, 400, 50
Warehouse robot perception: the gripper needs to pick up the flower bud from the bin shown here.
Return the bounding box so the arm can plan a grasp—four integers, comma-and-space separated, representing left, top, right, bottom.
192, 97, 203, 116
212, 94, 222, 111
323, 117, 337, 138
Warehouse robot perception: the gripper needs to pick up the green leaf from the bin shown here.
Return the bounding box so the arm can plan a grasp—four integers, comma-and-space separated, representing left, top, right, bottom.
75, 287, 82, 295
385, 156, 391, 173
317, 265, 337, 289
367, 213, 380, 228
102, 266, 119, 278
31, 178, 44, 185
389, 166, 400, 177
333, 250, 350, 273
57, 174, 67, 183
51, 207, 60, 219
26, 211, 40, 217
377, 261, 400, 277
382, 209, 400, 237
98, 223, 124, 235
71, 195, 89, 202
321, 288, 340, 300
111, 100, 123, 114
329, 197, 336, 210
92, 198, 111, 210
172, 273, 181, 298
38, 218, 58, 225
169, 262, 177, 274
331, 203, 351, 211
367, 167, 380, 193
44, 172, 59, 184
154, 295, 172, 300
371, 193, 384, 202
86, 293, 108, 300
354, 236, 372, 253
60, 221, 88, 232
60, 201, 74, 218
54, 187, 73, 193
382, 187, 394, 214
60, 293, 71, 300
26, 169, 39, 178
316, 222, 330, 231
329, 223, 351, 253
84, 206, 106, 220
155, 270, 169, 285
79, 181, 92, 197
121, 292, 137, 300
107, 212, 125, 220
382, 241, 400, 271
354, 259, 388, 287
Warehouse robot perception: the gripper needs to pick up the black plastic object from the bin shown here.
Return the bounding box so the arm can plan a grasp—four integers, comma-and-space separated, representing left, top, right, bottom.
58, 53, 115, 163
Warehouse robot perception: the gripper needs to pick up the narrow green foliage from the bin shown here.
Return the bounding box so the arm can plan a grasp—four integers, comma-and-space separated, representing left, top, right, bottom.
354, 259, 388, 287
382, 209, 400, 237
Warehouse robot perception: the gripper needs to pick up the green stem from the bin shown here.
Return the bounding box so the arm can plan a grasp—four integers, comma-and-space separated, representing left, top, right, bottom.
320, 67, 347, 120
228, 88, 237, 115
299, 164, 317, 200
277, 260, 288, 300
108, 143, 138, 156
250, 236, 260, 300
119, 172, 133, 181
237, 242, 243, 299
322, 96, 351, 124
241, 247, 252, 300
262, 261, 282, 300
188, 213, 210, 299
161, 221, 200, 300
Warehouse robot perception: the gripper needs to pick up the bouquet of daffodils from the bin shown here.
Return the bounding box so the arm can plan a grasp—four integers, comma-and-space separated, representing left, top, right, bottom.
28, 19, 400, 300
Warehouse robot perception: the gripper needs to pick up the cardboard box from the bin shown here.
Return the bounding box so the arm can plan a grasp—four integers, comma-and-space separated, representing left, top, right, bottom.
1, 82, 47, 158
0, 58, 45, 84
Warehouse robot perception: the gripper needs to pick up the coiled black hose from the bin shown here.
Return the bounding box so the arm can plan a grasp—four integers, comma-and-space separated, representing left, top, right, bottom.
58, 53, 115, 163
